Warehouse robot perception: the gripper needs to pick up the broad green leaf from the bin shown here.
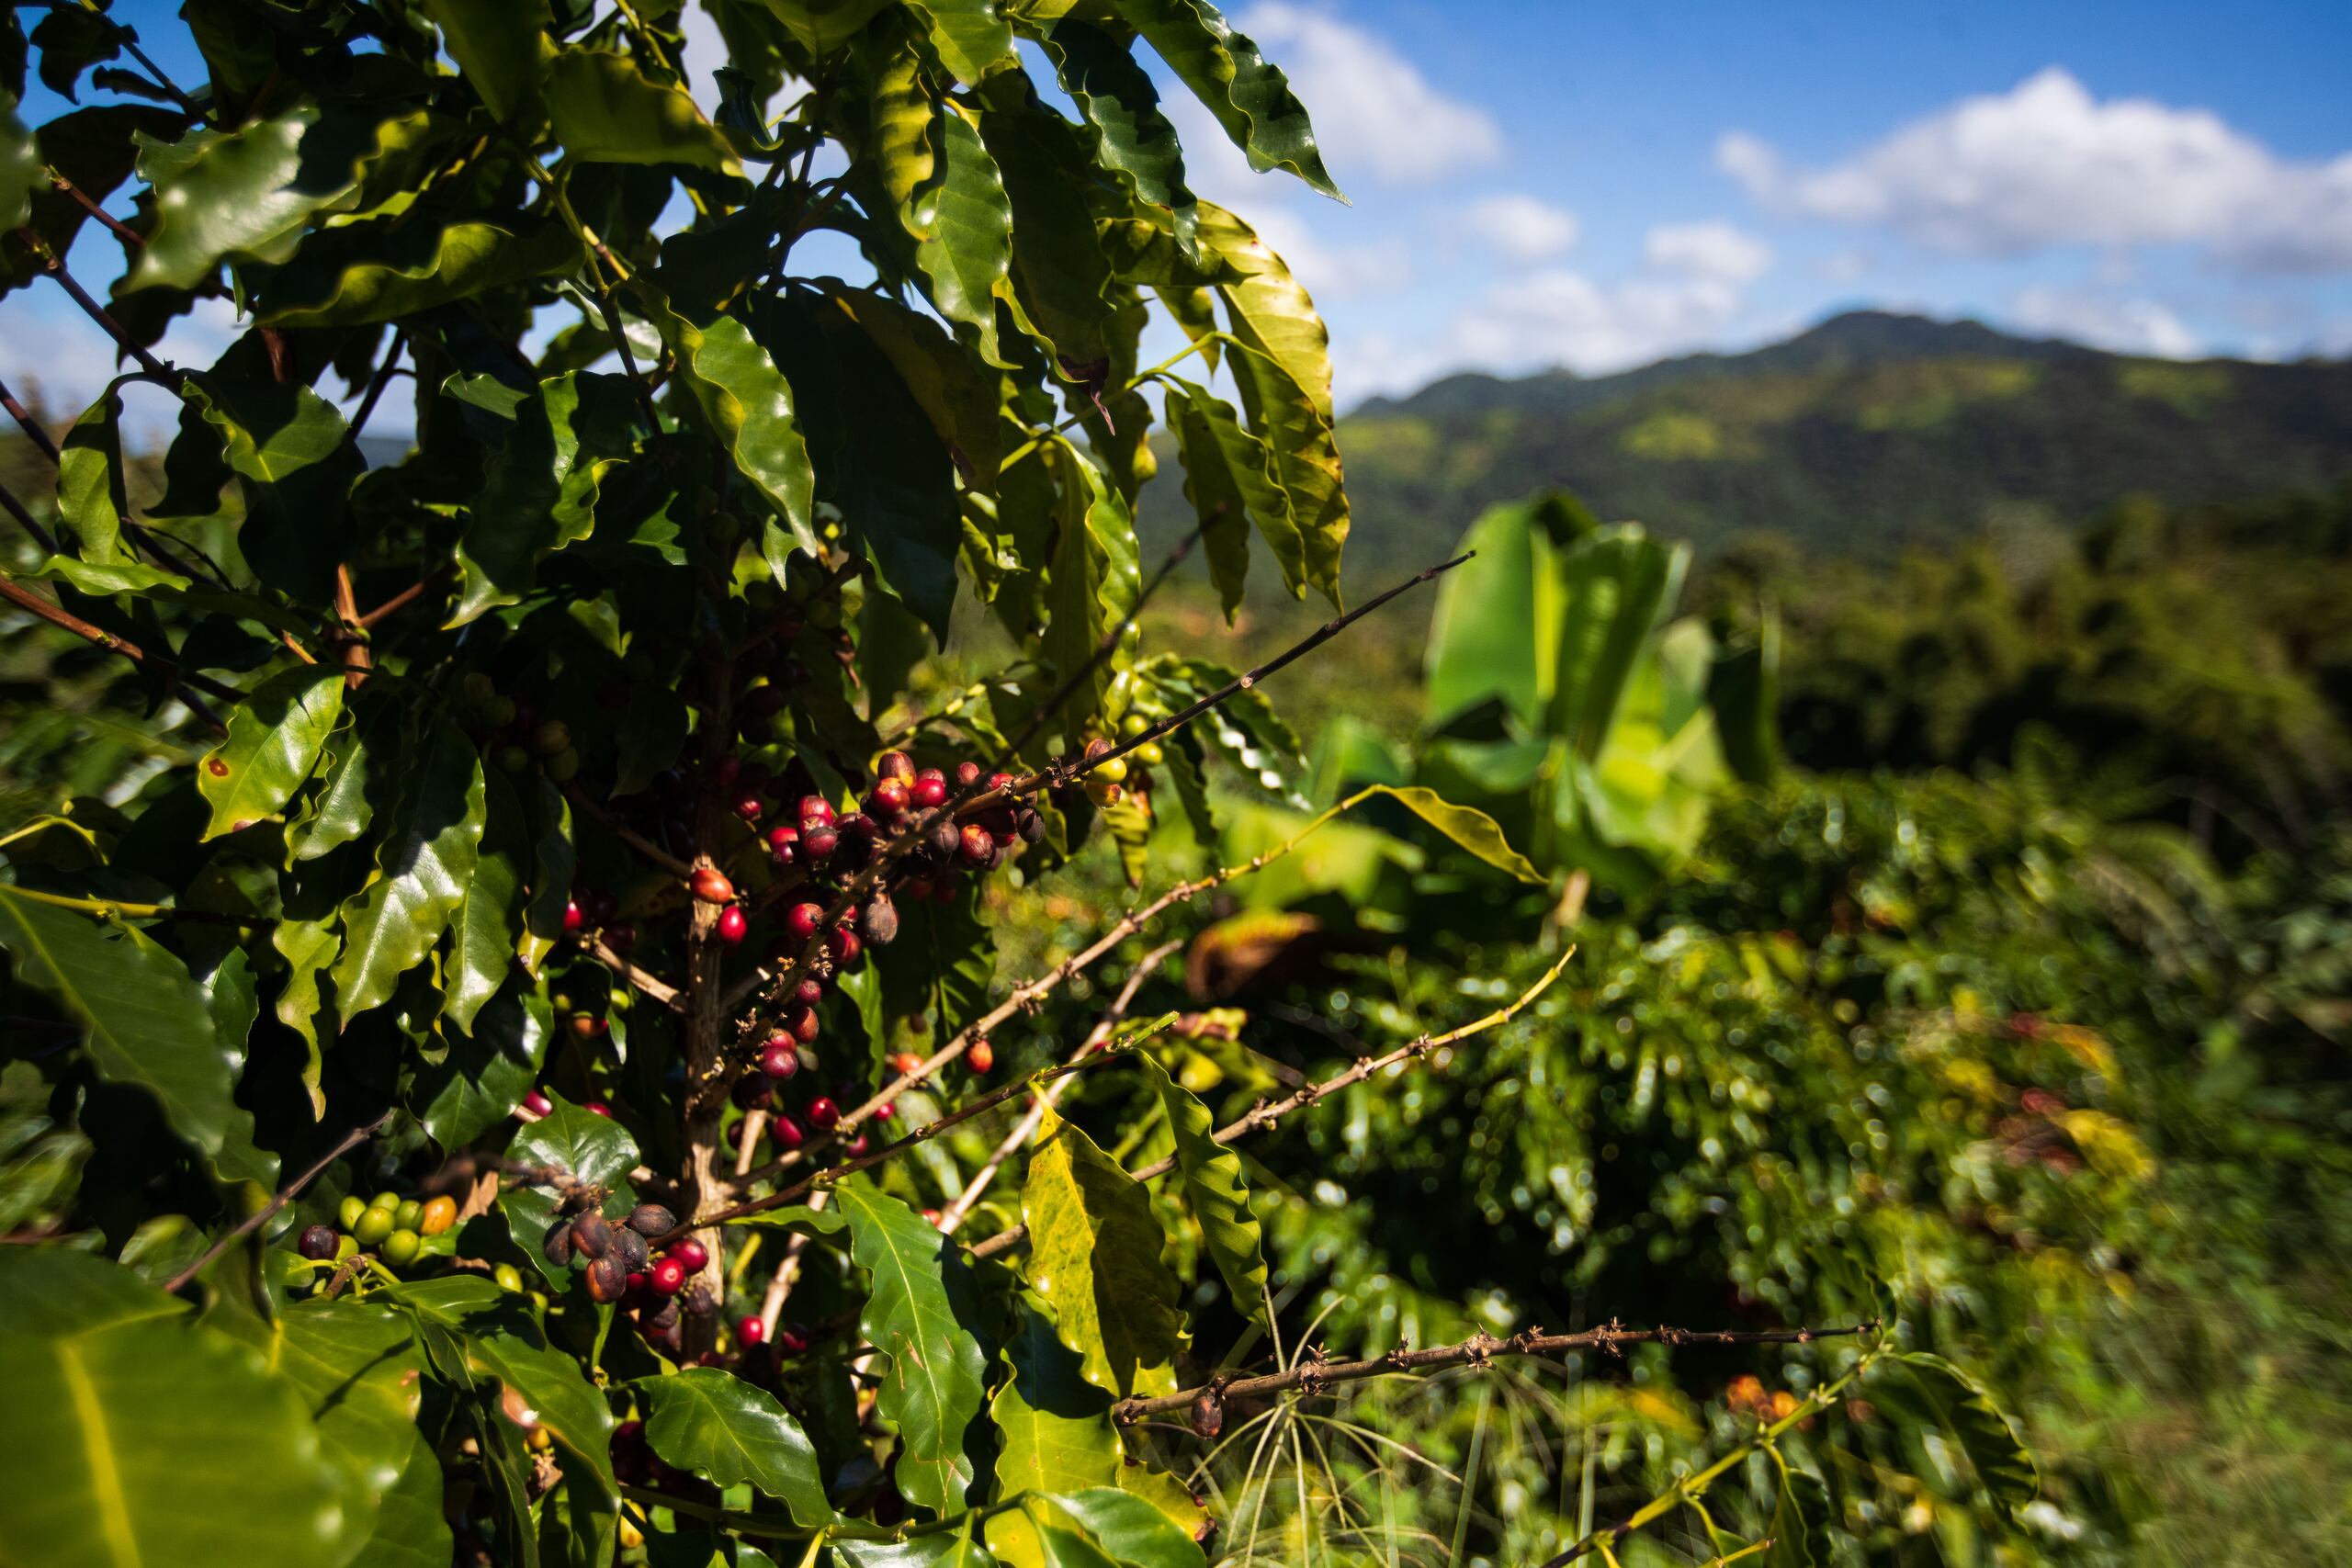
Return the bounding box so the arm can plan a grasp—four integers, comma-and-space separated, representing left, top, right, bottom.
0, 1248, 187, 1338
412, 985, 550, 1147
1424, 498, 1545, 731
973, 77, 1121, 366
1199, 204, 1346, 604
293, 694, 395, 863
273, 915, 340, 1113
1161, 375, 1299, 613
910, 101, 1013, 369
1035, 19, 1197, 256
0, 886, 275, 1189
196, 665, 346, 840
1021, 1102, 1184, 1399
761, 0, 898, 55
259, 215, 576, 328
330, 722, 486, 1019
1707, 612, 1781, 784
520, 775, 575, 971
547, 50, 741, 173
1117, 0, 1338, 197
834, 1176, 988, 1516
1764, 1459, 1835, 1568
1041, 438, 1142, 726
0, 93, 37, 231
187, 375, 365, 604
209, 1300, 451, 1568
501, 1092, 640, 1287
0, 1312, 354, 1568
421, 0, 550, 126
1136, 1054, 1266, 1321
837, 1523, 998, 1567
55, 383, 130, 565
823, 285, 1003, 489
449, 371, 637, 625
1886, 1352, 2040, 1520
1357, 784, 1543, 884
125, 107, 378, 290
756, 295, 959, 644
1549, 526, 1687, 760
653, 299, 815, 556
1147, 655, 1306, 803
639, 1368, 831, 1524
444, 767, 531, 1032
910, 0, 1015, 85
1034, 1490, 1204, 1568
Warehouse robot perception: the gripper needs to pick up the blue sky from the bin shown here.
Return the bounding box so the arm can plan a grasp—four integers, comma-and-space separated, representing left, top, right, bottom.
6, 0, 2350, 425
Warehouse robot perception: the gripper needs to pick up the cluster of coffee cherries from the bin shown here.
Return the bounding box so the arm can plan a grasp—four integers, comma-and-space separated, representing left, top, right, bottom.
456, 671, 583, 784
542, 1200, 707, 1348
294, 1189, 457, 1277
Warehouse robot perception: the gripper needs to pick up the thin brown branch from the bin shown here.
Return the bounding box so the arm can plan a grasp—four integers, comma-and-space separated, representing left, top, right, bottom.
348, 331, 406, 443
0, 470, 61, 555
987, 525, 1203, 774
591, 937, 686, 1013
330, 566, 372, 690
677, 646, 739, 1355
0, 374, 63, 463
937, 938, 1180, 1235
0, 572, 242, 723
51, 174, 146, 252
357, 563, 453, 628
164, 1115, 391, 1293
967, 942, 1577, 1261
1114, 1318, 1880, 1427
19, 231, 171, 379
566, 784, 695, 878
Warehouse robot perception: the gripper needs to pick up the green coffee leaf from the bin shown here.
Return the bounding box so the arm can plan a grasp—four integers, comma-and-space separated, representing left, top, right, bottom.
421, 0, 550, 126
0, 886, 275, 1190
639, 1367, 831, 1525
1886, 1352, 2040, 1519
259, 214, 576, 328
548, 49, 741, 173
1041, 438, 1142, 725
1035, 19, 1198, 256
910, 0, 1015, 86
196, 665, 346, 840
1162, 374, 1301, 613
652, 302, 815, 557
0, 93, 38, 232
1117, 0, 1338, 197
443, 766, 531, 1032
330, 721, 486, 1019
187, 374, 365, 604
1359, 784, 1543, 884
1022, 1102, 1184, 1400
449, 370, 637, 625
835, 1176, 988, 1516
55, 382, 130, 564
502, 1091, 641, 1288
1136, 1054, 1266, 1322
1765, 1459, 1836, 1568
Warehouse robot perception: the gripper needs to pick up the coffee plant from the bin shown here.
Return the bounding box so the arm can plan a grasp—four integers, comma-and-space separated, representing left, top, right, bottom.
0, 4, 2034, 1565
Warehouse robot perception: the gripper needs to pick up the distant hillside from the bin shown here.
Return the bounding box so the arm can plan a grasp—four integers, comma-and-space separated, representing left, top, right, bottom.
1221, 311, 2352, 587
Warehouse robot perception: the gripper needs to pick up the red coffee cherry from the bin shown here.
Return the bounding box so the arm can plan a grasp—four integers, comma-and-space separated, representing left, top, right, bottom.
876, 750, 915, 782
954, 761, 982, 786
650, 1258, 688, 1295
522, 1089, 553, 1118
798, 795, 835, 827
870, 1101, 894, 1124
828, 927, 863, 966
605, 921, 638, 956
801, 827, 839, 862
767, 825, 799, 864
911, 768, 948, 809
775, 1322, 811, 1355
889, 1051, 926, 1078
807, 1096, 840, 1130
734, 793, 765, 823
731, 1076, 773, 1111
785, 900, 824, 942
736, 1315, 767, 1347
561, 898, 584, 933
772, 1113, 805, 1149
760, 1038, 798, 1079
845, 1131, 870, 1155
794, 977, 826, 1006
786, 1005, 820, 1044
716, 905, 749, 944
967, 1037, 995, 1074
957, 824, 994, 865
690, 867, 736, 905
298, 1224, 338, 1261
669, 1237, 709, 1272
584, 1100, 614, 1118
869, 778, 910, 818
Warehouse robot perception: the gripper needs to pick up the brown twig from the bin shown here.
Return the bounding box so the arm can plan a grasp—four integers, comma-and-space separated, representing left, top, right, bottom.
164, 1115, 391, 1293
590, 937, 686, 1013
936, 939, 1180, 1235
967, 942, 1577, 1261
348, 331, 407, 443
1114, 1318, 1879, 1427
18, 231, 171, 379
330, 565, 372, 690
0, 572, 242, 721
357, 563, 453, 628
50, 174, 146, 253
0, 374, 63, 463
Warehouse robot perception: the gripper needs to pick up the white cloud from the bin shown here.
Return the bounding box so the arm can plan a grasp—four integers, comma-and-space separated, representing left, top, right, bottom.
1644, 220, 1771, 284
1720, 67, 2352, 273
1813, 249, 1875, 284
1451, 269, 1749, 378
0, 291, 243, 445
1462, 195, 1580, 263
1227, 3, 1502, 187
2009, 287, 2201, 358
1245, 205, 1411, 299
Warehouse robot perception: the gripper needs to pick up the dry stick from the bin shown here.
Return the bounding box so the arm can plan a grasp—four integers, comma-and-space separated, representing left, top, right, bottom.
936, 937, 1181, 1235
733, 1110, 769, 1178
0, 572, 241, 724
590, 937, 686, 1014
51, 173, 146, 253
566, 784, 695, 878
330, 566, 372, 691
19, 231, 172, 379
1532, 1339, 1893, 1568
358, 564, 453, 629
0, 373, 62, 463
730, 550, 1472, 1069
968, 942, 1580, 1262
734, 783, 1459, 1191
164, 1115, 392, 1293
1113, 1319, 1880, 1427
0, 469, 60, 555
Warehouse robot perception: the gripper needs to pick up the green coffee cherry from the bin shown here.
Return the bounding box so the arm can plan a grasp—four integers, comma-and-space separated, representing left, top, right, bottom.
530, 719, 571, 756
393, 1199, 424, 1233
380, 1228, 423, 1267
545, 746, 582, 783
370, 1190, 401, 1213
496, 743, 532, 773
352, 1206, 397, 1247
494, 1262, 526, 1292
339, 1195, 367, 1231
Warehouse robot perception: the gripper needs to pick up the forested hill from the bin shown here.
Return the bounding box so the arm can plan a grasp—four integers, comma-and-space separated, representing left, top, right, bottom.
1310, 310, 2352, 580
